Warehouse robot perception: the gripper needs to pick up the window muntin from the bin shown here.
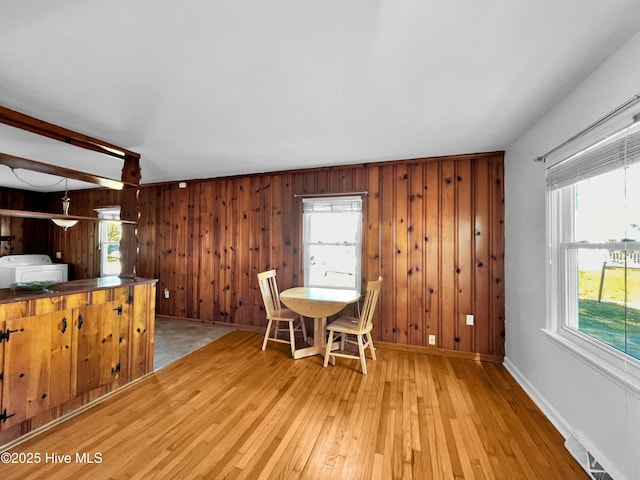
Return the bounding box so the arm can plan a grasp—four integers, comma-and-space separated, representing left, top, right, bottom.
302, 196, 362, 292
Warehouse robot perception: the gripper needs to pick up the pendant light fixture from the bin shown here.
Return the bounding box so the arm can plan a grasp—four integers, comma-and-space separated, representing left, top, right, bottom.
51, 179, 78, 231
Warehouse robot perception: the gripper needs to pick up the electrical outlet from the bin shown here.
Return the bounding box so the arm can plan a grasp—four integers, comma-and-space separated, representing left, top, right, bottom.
428, 334, 436, 345
466, 314, 474, 326
164, 288, 170, 299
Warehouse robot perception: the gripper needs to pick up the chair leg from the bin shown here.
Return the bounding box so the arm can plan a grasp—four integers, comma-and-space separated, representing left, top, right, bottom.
274, 320, 280, 340
289, 321, 296, 357
357, 334, 367, 375
262, 319, 273, 350
366, 332, 377, 360
323, 329, 334, 368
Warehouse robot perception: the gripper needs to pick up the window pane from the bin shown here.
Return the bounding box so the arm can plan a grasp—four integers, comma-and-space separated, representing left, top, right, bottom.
107, 244, 120, 262
106, 222, 122, 242
575, 248, 640, 359
308, 245, 357, 289
627, 275, 640, 360
102, 243, 121, 276
626, 163, 640, 241
575, 169, 627, 242
623, 161, 640, 359
575, 163, 640, 242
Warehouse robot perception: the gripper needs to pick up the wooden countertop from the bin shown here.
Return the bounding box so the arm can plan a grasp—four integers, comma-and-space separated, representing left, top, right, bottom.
0, 276, 157, 304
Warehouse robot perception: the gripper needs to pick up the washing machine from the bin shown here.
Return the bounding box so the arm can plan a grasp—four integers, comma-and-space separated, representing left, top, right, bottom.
0, 254, 69, 288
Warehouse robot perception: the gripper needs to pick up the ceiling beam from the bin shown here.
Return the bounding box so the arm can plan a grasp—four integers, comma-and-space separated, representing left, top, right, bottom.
0, 152, 140, 190
0, 105, 140, 161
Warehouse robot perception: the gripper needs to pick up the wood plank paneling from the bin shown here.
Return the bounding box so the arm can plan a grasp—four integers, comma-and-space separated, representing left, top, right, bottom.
365, 165, 381, 334
424, 161, 440, 349
39, 152, 505, 359
236, 177, 252, 325
408, 163, 425, 346
187, 182, 202, 320
440, 160, 457, 351
221, 179, 233, 321
250, 175, 263, 321
174, 184, 189, 317
280, 174, 294, 288
199, 181, 215, 323
490, 154, 506, 358
159, 185, 174, 316
291, 173, 305, 287
456, 159, 473, 352
395, 164, 410, 345
474, 158, 492, 354
380, 164, 396, 343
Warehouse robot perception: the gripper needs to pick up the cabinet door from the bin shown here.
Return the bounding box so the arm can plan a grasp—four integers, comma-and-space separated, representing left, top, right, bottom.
75, 301, 121, 395
1, 311, 73, 430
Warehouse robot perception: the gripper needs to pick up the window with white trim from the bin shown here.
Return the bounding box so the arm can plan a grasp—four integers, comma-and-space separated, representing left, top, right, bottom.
96, 207, 121, 277
302, 196, 362, 293
547, 116, 640, 391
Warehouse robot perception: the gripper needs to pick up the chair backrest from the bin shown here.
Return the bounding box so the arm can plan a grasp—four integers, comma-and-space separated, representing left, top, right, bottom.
257, 269, 282, 318
357, 276, 382, 331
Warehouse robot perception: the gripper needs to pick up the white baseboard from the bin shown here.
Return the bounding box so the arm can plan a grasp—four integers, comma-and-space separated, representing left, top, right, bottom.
503, 356, 572, 438
503, 356, 626, 480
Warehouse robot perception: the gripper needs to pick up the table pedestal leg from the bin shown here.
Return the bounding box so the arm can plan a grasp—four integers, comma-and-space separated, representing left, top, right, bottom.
292, 316, 335, 364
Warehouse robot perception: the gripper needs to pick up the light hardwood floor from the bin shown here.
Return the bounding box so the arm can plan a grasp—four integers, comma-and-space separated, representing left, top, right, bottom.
0, 331, 586, 479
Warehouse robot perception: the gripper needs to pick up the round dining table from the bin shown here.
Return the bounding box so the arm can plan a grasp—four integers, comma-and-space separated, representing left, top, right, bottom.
279, 287, 360, 361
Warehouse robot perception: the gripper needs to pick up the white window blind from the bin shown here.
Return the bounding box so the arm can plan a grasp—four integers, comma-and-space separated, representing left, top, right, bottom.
302, 196, 363, 213
547, 122, 640, 190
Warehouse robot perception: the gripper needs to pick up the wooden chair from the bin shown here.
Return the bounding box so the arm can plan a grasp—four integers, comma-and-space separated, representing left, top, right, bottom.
323, 276, 382, 374
257, 269, 307, 356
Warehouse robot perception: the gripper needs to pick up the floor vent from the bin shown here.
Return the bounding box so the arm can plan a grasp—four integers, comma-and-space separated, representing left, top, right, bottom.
565, 435, 614, 480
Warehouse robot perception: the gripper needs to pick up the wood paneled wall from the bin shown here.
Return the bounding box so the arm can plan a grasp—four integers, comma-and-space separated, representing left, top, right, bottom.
0, 188, 49, 256
16, 152, 505, 359
140, 152, 504, 359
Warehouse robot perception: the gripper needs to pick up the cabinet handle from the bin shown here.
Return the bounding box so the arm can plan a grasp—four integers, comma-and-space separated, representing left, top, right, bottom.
61, 316, 67, 334
78, 314, 84, 330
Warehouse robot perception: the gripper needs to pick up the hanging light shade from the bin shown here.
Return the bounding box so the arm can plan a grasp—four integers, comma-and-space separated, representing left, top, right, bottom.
51, 179, 78, 231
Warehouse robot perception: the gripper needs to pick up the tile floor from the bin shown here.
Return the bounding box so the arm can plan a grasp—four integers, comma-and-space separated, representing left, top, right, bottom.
153, 318, 236, 371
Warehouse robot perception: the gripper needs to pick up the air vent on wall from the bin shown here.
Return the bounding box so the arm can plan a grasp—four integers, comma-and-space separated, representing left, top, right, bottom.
565, 435, 614, 480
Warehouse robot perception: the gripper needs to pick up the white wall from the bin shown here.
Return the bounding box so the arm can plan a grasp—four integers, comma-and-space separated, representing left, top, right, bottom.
504, 31, 640, 480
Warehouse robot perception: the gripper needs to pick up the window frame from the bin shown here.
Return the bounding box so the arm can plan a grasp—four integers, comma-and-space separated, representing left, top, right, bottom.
302, 195, 363, 293
96, 206, 122, 277
545, 122, 640, 396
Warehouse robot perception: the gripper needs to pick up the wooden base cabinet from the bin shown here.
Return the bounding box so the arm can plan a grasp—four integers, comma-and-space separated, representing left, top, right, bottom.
74, 299, 126, 395
0, 310, 73, 429
0, 278, 156, 447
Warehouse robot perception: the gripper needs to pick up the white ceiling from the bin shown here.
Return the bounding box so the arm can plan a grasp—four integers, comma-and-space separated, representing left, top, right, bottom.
1, 0, 640, 191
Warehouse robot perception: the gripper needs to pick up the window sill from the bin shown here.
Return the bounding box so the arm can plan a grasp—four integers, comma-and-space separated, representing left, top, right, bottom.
542, 327, 640, 398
